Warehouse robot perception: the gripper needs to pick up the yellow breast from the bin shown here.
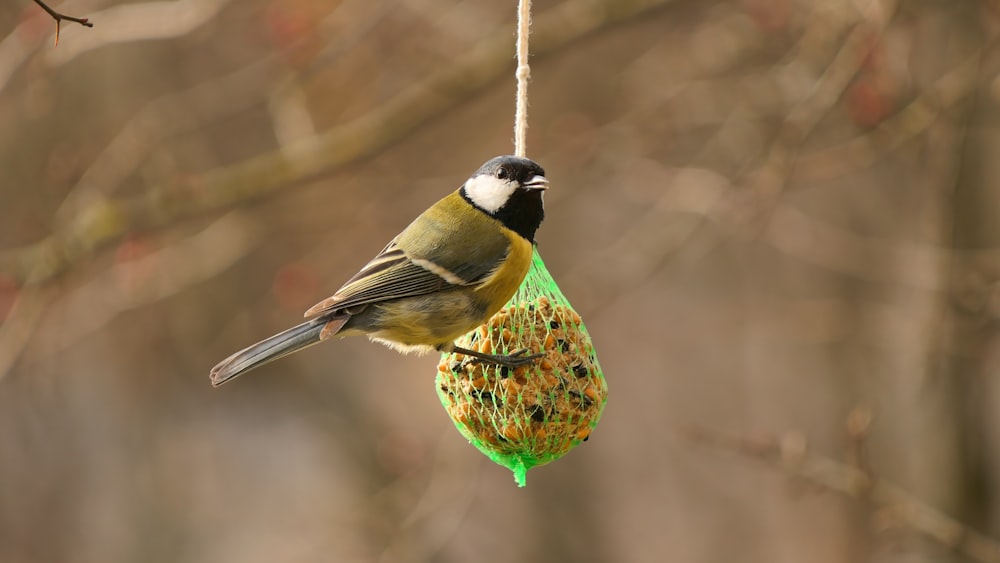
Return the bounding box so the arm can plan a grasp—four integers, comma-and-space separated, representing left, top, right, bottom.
473, 228, 533, 316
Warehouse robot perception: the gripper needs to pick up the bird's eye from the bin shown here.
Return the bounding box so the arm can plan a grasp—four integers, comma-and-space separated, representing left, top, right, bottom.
495, 167, 509, 180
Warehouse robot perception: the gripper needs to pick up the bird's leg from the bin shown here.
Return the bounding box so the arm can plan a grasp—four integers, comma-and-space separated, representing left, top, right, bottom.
449, 346, 543, 368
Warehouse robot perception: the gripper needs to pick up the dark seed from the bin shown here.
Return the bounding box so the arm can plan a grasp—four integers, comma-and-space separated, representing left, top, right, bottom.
449, 361, 462, 373
568, 390, 593, 408
572, 363, 588, 378
473, 390, 494, 403
499, 366, 511, 379
530, 405, 545, 423
557, 339, 569, 352
583, 436, 589, 442
549, 320, 560, 329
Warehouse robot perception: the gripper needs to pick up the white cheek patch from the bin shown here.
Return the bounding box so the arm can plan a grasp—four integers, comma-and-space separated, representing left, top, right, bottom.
464, 174, 517, 213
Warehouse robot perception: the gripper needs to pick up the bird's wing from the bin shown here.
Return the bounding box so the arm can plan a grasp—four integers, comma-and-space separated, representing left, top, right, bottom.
303, 241, 504, 317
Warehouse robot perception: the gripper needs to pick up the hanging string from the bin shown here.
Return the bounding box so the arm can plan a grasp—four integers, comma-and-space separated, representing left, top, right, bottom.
513, 0, 532, 157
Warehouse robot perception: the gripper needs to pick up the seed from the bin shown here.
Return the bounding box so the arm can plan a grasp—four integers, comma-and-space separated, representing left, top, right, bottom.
501, 424, 525, 442
558, 440, 572, 455
452, 403, 473, 424
498, 380, 519, 403
529, 405, 545, 422
584, 386, 599, 403
572, 363, 588, 378
568, 389, 592, 408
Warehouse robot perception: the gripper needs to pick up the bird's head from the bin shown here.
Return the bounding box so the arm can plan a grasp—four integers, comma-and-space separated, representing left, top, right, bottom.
461, 155, 548, 242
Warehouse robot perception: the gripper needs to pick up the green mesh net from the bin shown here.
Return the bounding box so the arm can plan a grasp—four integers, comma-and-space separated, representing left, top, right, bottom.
436, 247, 608, 486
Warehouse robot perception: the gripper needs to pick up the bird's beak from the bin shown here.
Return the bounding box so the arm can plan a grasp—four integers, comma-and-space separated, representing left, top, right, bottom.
524, 175, 549, 191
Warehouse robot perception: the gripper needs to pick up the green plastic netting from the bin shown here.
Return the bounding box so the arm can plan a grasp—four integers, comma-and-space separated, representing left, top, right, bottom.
436, 247, 608, 486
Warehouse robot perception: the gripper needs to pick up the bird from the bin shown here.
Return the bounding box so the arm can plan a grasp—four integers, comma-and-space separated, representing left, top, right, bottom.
209, 155, 549, 387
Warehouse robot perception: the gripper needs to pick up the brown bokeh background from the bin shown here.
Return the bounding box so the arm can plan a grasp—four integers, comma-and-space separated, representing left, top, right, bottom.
3, 0, 1000, 561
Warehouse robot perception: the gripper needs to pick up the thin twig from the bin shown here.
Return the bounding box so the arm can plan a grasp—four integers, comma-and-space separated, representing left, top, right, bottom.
32, 0, 93, 46
1, 1, 225, 91
513, 0, 532, 157
685, 425, 1000, 563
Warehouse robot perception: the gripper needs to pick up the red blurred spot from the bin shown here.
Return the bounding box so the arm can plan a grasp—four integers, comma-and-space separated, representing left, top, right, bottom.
846, 75, 895, 128
744, 0, 792, 33
115, 235, 154, 264
272, 262, 321, 311
263, 0, 322, 66
0, 275, 19, 322
266, 8, 307, 48
114, 235, 157, 295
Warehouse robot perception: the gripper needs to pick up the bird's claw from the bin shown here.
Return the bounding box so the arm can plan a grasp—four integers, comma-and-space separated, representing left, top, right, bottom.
469, 348, 544, 368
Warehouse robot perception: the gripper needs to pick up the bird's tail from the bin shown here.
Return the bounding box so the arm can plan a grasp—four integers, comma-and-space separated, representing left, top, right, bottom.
210, 316, 346, 386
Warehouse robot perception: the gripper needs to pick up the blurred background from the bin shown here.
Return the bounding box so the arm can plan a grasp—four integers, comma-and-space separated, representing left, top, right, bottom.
2, 0, 1000, 561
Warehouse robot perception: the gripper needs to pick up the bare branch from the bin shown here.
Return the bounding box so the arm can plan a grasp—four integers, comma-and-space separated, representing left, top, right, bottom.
1, 0, 228, 90
32, 0, 93, 47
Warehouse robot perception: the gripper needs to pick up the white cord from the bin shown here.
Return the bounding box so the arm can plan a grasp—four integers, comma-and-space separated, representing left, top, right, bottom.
513, 0, 532, 157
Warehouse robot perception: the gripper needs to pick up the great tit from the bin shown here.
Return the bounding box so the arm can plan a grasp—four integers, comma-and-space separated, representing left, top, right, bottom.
209, 155, 549, 386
